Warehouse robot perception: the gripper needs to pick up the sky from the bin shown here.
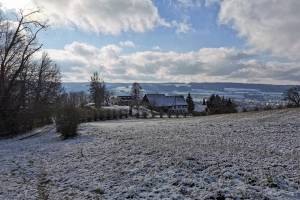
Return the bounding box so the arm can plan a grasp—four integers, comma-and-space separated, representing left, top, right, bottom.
0, 0, 300, 84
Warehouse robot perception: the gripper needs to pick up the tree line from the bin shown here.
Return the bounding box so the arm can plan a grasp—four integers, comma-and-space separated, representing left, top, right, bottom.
0, 10, 115, 138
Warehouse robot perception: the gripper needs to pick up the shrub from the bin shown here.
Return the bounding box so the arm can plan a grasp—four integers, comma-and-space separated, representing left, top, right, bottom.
135, 112, 140, 118
93, 188, 105, 195
124, 111, 129, 118
118, 110, 123, 119
192, 111, 207, 116
84, 109, 93, 122
102, 110, 106, 120
160, 111, 163, 118
142, 111, 148, 118
98, 109, 104, 120
287, 103, 297, 108
78, 108, 87, 123
112, 109, 118, 119
254, 107, 260, 111
106, 109, 112, 120
56, 104, 80, 139
277, 105, 285, 109
92, 109, 98, 121
263, 105, 272, 110
151, 111, 156, 118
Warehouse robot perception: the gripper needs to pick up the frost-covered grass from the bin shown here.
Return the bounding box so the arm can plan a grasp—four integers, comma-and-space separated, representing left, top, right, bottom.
0, 108, 300, 199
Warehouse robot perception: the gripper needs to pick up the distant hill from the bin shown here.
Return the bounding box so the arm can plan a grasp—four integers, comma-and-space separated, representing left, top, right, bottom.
63, 82, 295, 94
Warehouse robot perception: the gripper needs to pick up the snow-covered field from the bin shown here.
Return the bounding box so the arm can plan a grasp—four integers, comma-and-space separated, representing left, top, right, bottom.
1, 109, 300, 200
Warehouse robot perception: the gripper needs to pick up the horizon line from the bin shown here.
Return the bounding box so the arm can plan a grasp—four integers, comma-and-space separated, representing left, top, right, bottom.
62, 81, 298, 86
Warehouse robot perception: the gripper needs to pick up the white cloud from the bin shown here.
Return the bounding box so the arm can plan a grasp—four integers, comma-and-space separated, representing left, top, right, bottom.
44, 41, 300, 84
0, 0, 34, 10
35, 0, 164, 35
171, 20, 192, 34
0, 0, 191, 34
119, 41, 135, 48
219, 0, 300, 59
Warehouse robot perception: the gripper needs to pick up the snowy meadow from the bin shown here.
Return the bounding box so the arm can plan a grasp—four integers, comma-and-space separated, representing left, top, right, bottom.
0, 109, 300, 199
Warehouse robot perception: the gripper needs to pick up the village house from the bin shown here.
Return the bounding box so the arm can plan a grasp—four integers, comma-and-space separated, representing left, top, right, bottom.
112, 95, 133, 106
142, 94, 188, 113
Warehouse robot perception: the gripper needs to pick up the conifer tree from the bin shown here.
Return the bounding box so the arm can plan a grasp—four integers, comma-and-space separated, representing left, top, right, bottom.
186, 93, 195, 114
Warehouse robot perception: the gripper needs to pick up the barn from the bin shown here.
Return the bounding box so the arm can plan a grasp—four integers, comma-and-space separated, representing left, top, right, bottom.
142, 94, 188, 113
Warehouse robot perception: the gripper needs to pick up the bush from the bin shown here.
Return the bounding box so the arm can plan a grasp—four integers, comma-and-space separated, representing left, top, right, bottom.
135, 112, 140, 118
56, 104, 80, 139
142, 111, 148, 118
159, 111, 163, 118
192, 111, 207, 116
85, 109, 93, 122
151, 111, 156, 118
92, 109, 98, 121
112, 109, 118, 119
287, 103, 297, 108
118, 110, 123, 119
106, 109, 112, 120
98, 109, 105, 120
263, 105, 272, 110
277, 105, 285, 109
124, 111, 129, 118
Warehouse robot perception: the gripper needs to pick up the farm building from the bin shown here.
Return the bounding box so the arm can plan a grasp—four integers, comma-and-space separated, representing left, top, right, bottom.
142, 94, 188, 113
112, 95, 133, 106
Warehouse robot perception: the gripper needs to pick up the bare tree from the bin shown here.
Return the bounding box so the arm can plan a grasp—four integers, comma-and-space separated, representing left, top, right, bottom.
0, 11, 46, 107
104, 90, 113, 106
68, 91, 89, 107
0, 11, 61, 136
89, 72, 105, 108
284, 86, 300, 107
130, 82, 142, 114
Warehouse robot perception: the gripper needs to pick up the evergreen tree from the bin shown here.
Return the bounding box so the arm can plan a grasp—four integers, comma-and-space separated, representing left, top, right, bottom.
186, 93, 195, 113
206, 94, 237, 114
202, 98, 206, 105
89, 72, 105, 108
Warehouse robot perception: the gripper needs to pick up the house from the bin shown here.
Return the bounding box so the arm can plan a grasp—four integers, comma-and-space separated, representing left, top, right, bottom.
142, 94, 188, 113
113, 95, 133, 106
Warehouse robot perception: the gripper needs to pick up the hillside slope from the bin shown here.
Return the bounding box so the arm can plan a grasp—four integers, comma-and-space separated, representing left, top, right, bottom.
0, 109, 300, 199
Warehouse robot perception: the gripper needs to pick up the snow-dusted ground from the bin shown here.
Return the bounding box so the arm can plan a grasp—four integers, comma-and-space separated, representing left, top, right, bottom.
1, 109, 300, 200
